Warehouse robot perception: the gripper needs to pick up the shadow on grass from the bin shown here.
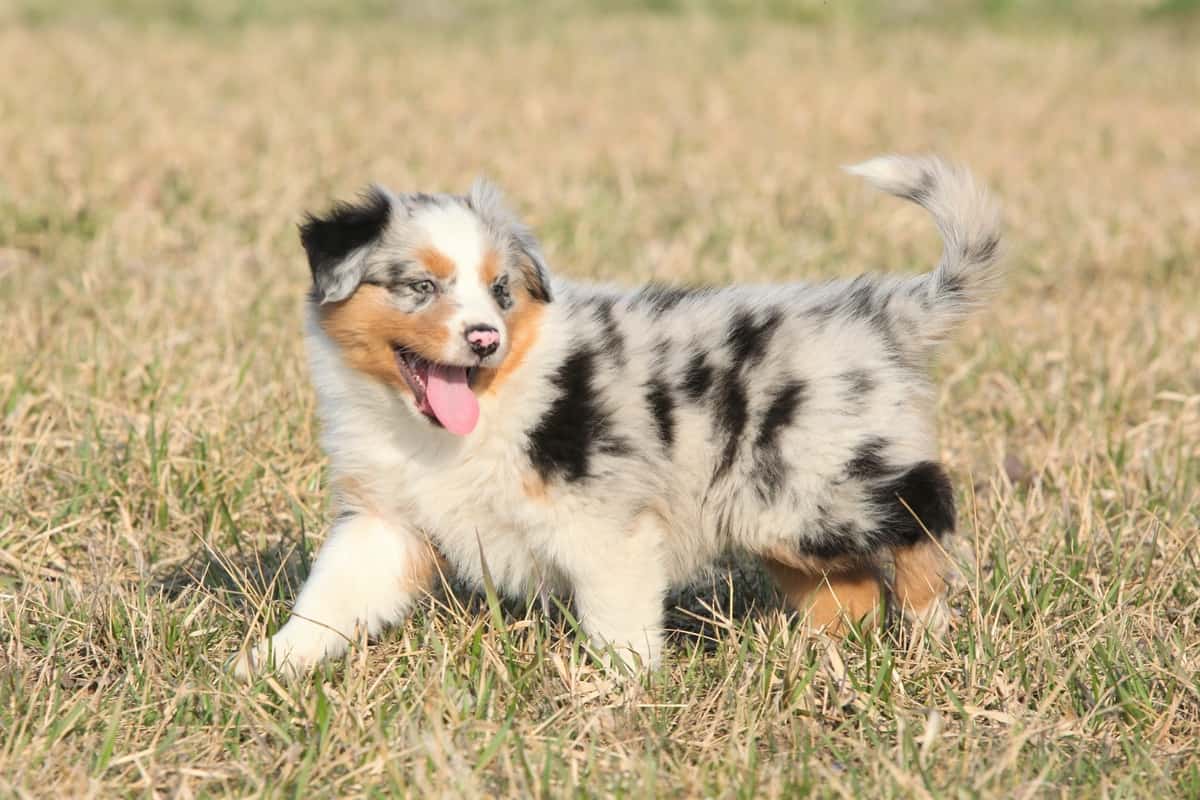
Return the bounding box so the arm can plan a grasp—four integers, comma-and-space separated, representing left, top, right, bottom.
153, 534, 311, 609
156, 533, 790, 650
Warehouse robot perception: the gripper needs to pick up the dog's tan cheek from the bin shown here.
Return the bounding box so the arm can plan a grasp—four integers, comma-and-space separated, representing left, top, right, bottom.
392, 303, 453, 362
475, 290, 545, 396
317, 284, 451, 391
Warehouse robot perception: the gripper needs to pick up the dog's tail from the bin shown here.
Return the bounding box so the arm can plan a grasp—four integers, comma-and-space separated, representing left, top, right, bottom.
845, 154, 1003, 353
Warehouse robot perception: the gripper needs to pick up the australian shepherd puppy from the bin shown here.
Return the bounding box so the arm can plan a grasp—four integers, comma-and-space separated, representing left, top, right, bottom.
232, 155, 1002, 679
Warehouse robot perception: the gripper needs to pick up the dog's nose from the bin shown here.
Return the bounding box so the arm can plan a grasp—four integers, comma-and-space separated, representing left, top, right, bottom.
465, 325, 500, 357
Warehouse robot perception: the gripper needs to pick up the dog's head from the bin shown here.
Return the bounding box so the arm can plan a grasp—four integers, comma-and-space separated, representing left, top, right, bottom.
301, 180, 552, 435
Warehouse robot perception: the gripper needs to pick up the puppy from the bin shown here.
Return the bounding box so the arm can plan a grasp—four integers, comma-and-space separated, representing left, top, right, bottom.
233, 155, 1001, 678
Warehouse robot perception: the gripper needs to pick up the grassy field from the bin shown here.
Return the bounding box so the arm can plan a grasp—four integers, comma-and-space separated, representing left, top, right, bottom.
2, 2, 1199, 796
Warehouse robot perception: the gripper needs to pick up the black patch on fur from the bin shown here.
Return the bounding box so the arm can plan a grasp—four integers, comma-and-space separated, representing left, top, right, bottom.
755, 380, 806, 450
711, 367, 749, 481
404, 191, 441, 209
846, 436, 890, 481
681, 350, 713, 402
527, 348, 623, 482
645, 379, 676, 453
299, 188, 391, 295
634, 284, 706, 316
844, 278, 877, 322
592, 298, 626, 365
838, 369, 876, 413
939, 271, 966, 300
797, 461, 956, 558
869, 462, 956, 547
841, 278, 907, 367
975, 234, 1000, 263
802, 520, 863, 560
727, 308, 784, 369
752, 379, 807, 502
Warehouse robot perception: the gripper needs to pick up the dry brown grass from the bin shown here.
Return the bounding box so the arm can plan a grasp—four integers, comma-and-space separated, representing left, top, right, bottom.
1, 6, 1198, 797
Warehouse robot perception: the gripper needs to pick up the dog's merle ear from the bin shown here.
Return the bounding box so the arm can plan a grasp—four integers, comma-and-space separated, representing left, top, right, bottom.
510, 226, 553, 304
299, 186, 392, 304
467, 177, 553, 304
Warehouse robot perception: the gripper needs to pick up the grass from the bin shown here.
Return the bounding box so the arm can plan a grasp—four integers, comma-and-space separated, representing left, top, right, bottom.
1, 2, 1199, 796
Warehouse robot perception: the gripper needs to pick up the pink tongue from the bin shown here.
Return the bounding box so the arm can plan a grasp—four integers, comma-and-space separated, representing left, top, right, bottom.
426, 364, 479, 436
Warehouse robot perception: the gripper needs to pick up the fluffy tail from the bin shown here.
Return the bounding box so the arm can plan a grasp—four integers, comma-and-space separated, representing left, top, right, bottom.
845, 155, 1003, 349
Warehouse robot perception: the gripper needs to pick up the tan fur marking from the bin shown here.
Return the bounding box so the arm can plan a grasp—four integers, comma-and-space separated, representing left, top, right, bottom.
521, 472, 548, 502
416, 246, 457, 280
404, 540, 447, 595
474, 296, 544, 396
317, 285, 451, 390
892, 538, 950, 617
762, 556, 883, 636
761, 544, 861, 576
480, 249, 501, 286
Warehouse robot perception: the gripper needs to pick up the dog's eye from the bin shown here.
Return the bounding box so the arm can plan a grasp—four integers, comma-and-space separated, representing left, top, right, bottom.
410, 279, 437, 296
491, 276, 511, 305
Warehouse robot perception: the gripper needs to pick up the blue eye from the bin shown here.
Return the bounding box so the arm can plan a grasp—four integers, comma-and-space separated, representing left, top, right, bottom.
492, 277, 511, 305
411, 280, 437, 296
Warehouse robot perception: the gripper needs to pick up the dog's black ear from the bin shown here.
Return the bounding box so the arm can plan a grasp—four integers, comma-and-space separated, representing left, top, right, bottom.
467, 177, 553, 304
299, 186, 392, 304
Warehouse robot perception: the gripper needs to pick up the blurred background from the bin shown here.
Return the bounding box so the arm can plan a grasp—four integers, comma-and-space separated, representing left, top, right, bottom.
1, 1, 1197, 795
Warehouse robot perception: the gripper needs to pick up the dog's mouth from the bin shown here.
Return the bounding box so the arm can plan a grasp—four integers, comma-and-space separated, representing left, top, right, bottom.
393, 347, 480, 436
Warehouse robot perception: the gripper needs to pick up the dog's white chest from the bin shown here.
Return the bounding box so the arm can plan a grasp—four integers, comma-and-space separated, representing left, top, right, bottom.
399, 446, 554, 597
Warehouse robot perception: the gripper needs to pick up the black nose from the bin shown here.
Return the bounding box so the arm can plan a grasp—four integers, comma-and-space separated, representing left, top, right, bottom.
465, 325, 500, 357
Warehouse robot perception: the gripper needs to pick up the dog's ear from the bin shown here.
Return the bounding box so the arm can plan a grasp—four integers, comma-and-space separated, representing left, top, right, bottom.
468, 177, 553, 304
299, 186, 392, 304
509, 225, 553, 304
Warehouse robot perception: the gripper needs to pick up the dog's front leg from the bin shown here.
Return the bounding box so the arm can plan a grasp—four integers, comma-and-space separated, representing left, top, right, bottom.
232, 514, 437, 680
560, 512, 669, 671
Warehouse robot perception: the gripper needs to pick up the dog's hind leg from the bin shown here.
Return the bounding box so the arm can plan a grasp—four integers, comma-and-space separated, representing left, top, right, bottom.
761, 554, 884, 636
891, 537, 953, 637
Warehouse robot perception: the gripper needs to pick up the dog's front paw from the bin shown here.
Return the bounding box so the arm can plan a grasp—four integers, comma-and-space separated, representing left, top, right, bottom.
903, 595, 953, 639
227, 628, 330, 682
227, 638, 299, 682
227, 642, 264, 682
586, 630, 664, 677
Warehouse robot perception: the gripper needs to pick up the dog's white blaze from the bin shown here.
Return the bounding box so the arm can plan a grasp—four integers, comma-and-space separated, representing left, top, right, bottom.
412, 203, 507, 363
414, 203, 487, 279
449, 267, 505, 358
